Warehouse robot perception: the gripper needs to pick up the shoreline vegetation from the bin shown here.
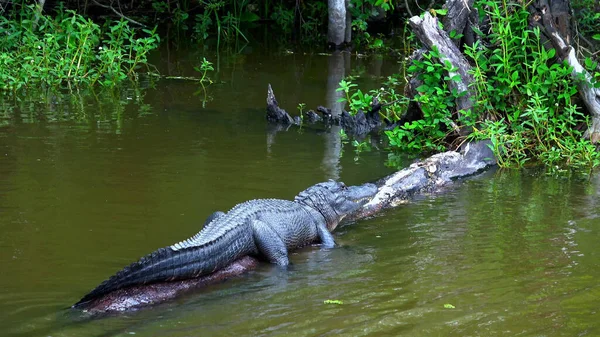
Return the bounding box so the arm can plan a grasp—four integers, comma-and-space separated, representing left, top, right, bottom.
2, 0, 600, 172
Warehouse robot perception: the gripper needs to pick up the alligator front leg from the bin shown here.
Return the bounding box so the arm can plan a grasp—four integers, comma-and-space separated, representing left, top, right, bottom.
250, 219, 289, 266
316, 222, 335, 248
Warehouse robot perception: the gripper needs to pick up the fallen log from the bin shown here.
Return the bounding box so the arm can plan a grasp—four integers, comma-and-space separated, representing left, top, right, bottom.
73, 140, 496, 315
74, 256, 259, 315
266, 84, 385, 137
353, 140, 496, 220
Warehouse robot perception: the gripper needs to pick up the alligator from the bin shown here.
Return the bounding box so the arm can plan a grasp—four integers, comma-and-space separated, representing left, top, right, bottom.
73, 180, 378, 310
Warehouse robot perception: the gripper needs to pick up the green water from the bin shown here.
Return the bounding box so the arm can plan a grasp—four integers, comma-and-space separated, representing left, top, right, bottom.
1, 49, 600, 336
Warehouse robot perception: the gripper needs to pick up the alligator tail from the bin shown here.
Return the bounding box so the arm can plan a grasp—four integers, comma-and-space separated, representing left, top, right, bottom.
73, 225, 254, 307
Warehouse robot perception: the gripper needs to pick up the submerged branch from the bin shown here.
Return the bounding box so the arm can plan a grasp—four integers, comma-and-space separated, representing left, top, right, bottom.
91, 0, 147, 27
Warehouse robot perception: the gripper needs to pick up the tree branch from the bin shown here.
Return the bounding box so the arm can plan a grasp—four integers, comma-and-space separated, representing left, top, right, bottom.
531, 0, 600, 142
91, 0, 147, 27
409, 12, 476, 136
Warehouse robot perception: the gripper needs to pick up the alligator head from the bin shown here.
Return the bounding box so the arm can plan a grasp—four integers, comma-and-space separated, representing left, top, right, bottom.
294, 180, 378, 231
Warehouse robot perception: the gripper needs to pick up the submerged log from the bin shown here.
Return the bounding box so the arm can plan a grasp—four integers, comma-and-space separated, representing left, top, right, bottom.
266, 84, 384, 136
352, 140, 496, 220
74, 256, 259, 315
266, 84, 294, 125
74, 140, 496, 315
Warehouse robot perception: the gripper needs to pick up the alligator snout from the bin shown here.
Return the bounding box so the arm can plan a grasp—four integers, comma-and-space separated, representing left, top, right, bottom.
347, 183, 378, 204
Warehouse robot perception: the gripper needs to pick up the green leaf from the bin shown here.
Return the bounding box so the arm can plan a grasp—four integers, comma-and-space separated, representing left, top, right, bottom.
239, 12, 260, 22
416, 85, 429, 92
324, 299, 344, 305
444, 303, 456, 309
512, 71, 519, 81
593, 34, 600, 41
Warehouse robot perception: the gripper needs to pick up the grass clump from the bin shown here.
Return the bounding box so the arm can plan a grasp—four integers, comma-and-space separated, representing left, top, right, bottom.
0, 4, 159, 91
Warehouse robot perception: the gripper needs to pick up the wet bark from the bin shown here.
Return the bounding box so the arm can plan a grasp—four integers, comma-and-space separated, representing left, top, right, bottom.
350, 140, 496, 220
266, 84, 294, 125
266, 84, 384, 137
344, 0, 352, 44
442, 0, 475, 44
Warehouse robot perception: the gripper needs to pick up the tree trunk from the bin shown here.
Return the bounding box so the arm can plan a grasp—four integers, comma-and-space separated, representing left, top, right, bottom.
328, 0, 347, 47
344, 0, 352, 44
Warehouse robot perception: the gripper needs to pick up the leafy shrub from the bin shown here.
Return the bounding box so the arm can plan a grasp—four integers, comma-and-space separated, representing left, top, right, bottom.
0, 5, 159, 90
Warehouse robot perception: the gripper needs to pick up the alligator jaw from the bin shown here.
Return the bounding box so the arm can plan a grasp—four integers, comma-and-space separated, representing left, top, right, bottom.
346, 183, 378, 206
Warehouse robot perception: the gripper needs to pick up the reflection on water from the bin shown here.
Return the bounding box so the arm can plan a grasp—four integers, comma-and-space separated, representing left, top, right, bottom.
1, 48, 600, 337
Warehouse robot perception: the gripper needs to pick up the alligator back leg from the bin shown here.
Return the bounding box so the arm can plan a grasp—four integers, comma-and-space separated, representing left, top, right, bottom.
251, 219, 289, 266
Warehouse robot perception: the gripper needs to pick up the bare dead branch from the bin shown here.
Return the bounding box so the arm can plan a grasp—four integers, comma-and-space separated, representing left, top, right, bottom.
91, 0, 147, 27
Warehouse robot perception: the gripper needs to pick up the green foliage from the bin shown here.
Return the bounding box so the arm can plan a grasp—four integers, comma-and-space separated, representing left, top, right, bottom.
0, 5, 159, 90
384, 152, 406, 169
464, 0, 600, 171
350, 0, 395, 48
572, 0, 600, 40
194, 58, 215, 107
269, 2, 328, 42
297, 103, 307, 121
350, 0, 600, 172
0, 83, 155, 127
197, 0, 250, 48
584, 57, 600, 88
336, 79, 374, 116
194, 57, 215, 83
270, 5, 294, 35
352, 138, 372, 158
339, 129, 372, 161
385, 46, 463, 153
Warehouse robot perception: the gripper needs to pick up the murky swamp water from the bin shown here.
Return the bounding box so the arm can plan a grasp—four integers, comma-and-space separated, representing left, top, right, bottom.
1, 46, 600, 336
